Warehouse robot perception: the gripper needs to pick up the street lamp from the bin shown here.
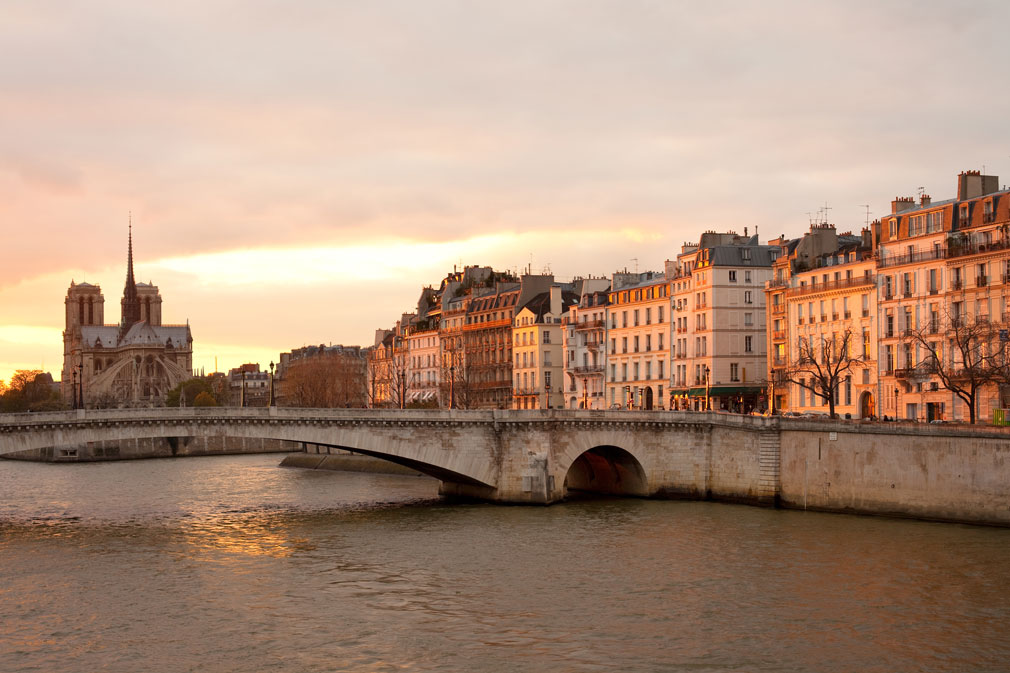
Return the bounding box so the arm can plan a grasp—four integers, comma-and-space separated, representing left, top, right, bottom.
400, 369, 406, 410
894, 386, 899, 420
704, 365, 711, 412
582, 377, 588, 410
449, 362, 455, 410
269, 361, 275, 407
71, 369, 78, 410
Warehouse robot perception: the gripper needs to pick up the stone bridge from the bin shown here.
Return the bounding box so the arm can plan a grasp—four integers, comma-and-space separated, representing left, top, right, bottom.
0, 408, 782, 505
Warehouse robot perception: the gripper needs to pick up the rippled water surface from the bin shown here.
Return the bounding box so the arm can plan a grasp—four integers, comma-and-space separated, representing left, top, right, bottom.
2, 453, 1009, 672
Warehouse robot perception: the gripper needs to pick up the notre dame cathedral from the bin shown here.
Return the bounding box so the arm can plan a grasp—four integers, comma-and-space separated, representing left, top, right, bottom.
61, 227, 194, 407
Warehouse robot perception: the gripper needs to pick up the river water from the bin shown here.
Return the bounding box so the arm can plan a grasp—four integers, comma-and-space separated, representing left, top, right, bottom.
1, 453, 1009, 673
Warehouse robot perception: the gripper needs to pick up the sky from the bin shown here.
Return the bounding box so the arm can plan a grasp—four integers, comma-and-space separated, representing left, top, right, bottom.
2, 0, 1010, 384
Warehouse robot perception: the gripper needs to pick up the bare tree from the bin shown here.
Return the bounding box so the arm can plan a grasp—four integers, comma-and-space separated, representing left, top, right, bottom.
439, 336, 476, 409
284, 354, 367, 408
784, 329, 859, 419
905, 306, 1001, 424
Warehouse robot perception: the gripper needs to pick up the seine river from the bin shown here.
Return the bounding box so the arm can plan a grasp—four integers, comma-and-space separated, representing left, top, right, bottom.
2, 453, 1009, 673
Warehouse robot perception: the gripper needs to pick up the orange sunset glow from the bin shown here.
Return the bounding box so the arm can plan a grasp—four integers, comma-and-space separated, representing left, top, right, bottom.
2, 1, 1007, 384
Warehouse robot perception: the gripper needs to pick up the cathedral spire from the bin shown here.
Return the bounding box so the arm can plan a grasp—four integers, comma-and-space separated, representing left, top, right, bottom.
120, 214, 141, 336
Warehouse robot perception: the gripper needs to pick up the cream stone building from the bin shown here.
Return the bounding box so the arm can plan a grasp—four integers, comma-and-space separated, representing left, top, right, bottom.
512, 286, 578, 409
669, 231, 776, 412
62, 229, 193, 407
562, 278, 611, 409
604, 271, 669, 410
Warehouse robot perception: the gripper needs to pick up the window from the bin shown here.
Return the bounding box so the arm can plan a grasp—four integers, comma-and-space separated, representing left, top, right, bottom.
745, 270, 751, 283
730, 363, 739, 381
634, 336, 641, 352
622, 363, 628, 381
543, 330, 551, 344
544, 371, 551, 388
744, 290, 753, 304
658, 306, 664, 323
634, 310, 640, 326
729, 270, 737, 282
745, 336, 753, 353
658, 333, 664, 350
622, 337, 628, 353
646, 335, 652, 351
744, 312, 753, 326
622, 311, 628, 327
543, 351, 551, 367
646, 307, 652, 325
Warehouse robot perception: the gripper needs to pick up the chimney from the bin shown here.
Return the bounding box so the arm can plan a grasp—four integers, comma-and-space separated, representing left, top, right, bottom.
920, 194, 931, 207
549, 285, 561, 317
958, 170, 1001, 200
891, 196, 916, 214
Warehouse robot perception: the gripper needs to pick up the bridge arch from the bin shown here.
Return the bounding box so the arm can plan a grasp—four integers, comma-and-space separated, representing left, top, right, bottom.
563, 445, 648, 497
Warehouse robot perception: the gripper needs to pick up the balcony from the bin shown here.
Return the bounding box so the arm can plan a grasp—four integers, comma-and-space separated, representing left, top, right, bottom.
983, 212, 997, 224
951, 279, 963, 291
902, 289, 913, 298
862, 309, 870, 317
894, 367, 918, 379
883, 290, 894, 300
947, 236, 1010, 259
832, 313, 839, 320
797, 317, 804, 325
877, 248, 946, 268
575, 319, 605, 330
784, 274, 876, 298
928, 287, 939, 295
843, 311, 851, 319
772, 330, 786, 340
771, 304, 786, 315
573, 365, 604, 374
820, 315, 827, 322
977, 275, 988, 287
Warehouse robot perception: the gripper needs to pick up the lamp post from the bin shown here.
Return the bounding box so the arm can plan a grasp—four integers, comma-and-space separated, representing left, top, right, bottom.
71, 369, 78, 410
582, 377, 588, 410
76, 362, 83, 410
400, 368, 406, 410
269, 361, 275, 407
449, 362, 455, 410
704, 365, 711, 412
894, 386, 899, 420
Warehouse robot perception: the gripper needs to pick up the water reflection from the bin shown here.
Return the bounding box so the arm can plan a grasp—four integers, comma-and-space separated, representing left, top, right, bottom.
1, 455, 1009, 673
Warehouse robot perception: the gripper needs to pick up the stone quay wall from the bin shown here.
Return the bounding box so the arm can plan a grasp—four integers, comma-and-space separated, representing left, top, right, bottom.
778, 420, 1010, 526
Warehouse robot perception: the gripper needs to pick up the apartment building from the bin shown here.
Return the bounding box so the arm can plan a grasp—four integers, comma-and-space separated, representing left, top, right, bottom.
512, 286, 578, 409
562, 278, 611, 409
669, 231, 776, 412
768, 225, 878, 417
876, 170, 1010, 422
604, 271, 670, 410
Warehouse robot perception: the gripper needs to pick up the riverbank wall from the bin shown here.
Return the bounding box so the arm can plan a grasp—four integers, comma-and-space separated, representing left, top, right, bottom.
280, 450, 430, 477
1, 435, 301, 462
777, 421, 1010, 526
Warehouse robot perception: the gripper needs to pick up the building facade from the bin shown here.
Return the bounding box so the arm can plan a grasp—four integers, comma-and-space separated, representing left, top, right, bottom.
669, 231, 775, 412
604, 272, 669, 410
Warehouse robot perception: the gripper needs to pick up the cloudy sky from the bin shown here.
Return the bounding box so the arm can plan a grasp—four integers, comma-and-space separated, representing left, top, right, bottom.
2, 0, 1009, 383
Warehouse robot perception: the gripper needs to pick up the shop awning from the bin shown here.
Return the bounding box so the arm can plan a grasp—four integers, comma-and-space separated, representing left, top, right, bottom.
687, 385, 764, 397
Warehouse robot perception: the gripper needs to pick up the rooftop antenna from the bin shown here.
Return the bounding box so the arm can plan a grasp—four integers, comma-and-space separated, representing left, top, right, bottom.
821, 201, 832, 225
916, 186, 925, 201
631, 258, 638, 273
806, 211, 815, 226
859, 205, 871, 228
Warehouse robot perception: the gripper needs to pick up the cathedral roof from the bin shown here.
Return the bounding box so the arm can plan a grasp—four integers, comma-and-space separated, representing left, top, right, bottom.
80, 323, 191, 349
